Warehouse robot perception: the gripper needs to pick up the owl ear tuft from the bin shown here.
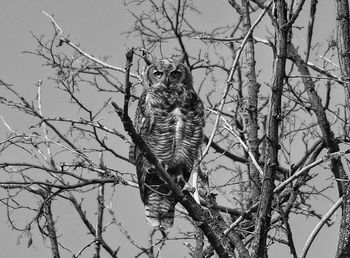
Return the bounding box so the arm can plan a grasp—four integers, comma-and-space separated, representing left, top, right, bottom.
173, 53, 186, 64
143, 51, 155, 66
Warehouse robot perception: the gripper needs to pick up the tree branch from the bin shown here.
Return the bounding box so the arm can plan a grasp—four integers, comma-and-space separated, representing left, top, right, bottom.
300, 196, 343, 258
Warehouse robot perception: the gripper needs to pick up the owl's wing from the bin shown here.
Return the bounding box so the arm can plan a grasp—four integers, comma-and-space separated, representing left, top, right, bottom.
130, 93, 176, 229
134, 93, 154, 136
129, 93, 153, 164
129, 93, 154, 202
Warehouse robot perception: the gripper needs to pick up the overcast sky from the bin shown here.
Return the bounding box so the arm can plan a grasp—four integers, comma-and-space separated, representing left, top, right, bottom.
0, 1, 340, 257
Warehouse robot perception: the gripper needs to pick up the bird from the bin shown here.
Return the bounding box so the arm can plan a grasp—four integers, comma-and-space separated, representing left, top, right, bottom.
129, 54, 205, 230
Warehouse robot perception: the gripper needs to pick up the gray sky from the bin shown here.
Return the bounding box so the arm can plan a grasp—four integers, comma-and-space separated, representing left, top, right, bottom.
0, 1, 341, 257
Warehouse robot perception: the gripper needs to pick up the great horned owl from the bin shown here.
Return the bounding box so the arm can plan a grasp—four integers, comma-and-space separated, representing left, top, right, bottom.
130, 55, 205, 230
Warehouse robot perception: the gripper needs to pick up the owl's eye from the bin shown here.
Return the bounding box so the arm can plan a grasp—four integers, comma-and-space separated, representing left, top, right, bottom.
171, 70, 181, 78
153, 70, 163, 79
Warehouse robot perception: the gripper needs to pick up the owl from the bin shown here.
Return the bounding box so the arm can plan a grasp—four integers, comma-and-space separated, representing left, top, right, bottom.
129, 55, 205, 230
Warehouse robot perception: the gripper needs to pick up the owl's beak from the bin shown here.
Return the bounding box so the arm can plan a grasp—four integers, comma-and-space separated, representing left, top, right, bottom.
163, 78, 170, 87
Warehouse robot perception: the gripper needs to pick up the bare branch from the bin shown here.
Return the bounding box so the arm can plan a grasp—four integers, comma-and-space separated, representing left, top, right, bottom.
300, 196, 343, 258
41, 10, 141, 80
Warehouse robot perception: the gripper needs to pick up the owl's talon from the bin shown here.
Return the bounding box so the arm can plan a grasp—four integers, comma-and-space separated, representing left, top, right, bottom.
161, 162, 169, 171
176, 174, 186, 185
174, 175, 195, 192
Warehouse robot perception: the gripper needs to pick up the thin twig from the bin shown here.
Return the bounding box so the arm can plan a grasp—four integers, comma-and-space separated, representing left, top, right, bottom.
305, 0, 318, 63
147, 228, 156, 258
283, 0, 306, 29
306, 61, 343, 84
299, 196, 343, 258
74, 240, 97, 258
277, 205, 298, 258
94, 182, 105, 258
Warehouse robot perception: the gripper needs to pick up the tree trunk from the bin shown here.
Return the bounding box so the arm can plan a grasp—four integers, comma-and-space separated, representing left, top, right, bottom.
44, 200, 61, 258
337, 185, 350, 258
335, 1, 350, 256
335, 0, 350, 137
251, 1, 288, 257
242, 0, 261, 205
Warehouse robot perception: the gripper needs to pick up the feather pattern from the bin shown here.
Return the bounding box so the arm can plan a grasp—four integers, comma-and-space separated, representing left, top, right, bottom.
130, 57, 204, 230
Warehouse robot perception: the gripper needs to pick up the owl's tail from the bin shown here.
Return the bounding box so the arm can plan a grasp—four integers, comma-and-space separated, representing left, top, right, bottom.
144, 192, 176, 230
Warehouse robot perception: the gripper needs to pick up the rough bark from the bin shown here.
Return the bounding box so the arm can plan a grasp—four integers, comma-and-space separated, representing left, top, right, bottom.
335, 1, 350, 257
337, 185, 350, 258
206, 194, 250, 258
44, 201, 61, 258
335, 0, 350, 123
251, 1, 288, 257
242, 0, 261, 205
94, 184, 105, 258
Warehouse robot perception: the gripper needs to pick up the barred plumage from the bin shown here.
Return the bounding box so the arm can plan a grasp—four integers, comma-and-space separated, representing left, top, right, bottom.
130, 56, 204, 230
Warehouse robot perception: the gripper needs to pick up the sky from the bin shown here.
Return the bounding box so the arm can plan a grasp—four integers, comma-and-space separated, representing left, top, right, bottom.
0, 1, 342, 258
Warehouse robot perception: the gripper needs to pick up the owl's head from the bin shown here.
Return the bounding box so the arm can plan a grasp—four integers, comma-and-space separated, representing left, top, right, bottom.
143, 55, 193, 90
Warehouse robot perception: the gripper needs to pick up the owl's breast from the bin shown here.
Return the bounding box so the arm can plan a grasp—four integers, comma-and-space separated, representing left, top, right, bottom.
144, 107, 180, 160
142, 88, 203, 170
